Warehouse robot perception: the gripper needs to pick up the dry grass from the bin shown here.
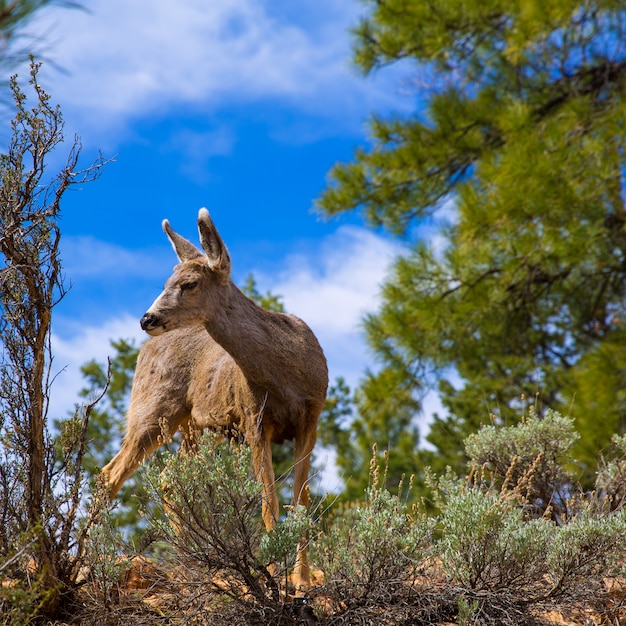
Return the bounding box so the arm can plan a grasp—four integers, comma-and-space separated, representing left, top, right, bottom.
47, 554, 626, 626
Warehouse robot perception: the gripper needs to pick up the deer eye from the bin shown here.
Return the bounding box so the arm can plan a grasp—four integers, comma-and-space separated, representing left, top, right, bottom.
181, 281, 198, 292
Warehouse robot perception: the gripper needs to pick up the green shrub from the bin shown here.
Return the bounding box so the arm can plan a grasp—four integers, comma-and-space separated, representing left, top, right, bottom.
142, 432, 309, 623
545, 507, 626, 596
310, 459, 439, 623
314, 484, 434, 601
145, 433, 266, 576
429, 412, 626, 624
434, 471, 552, 591
595, 433, 626, 511
464, 409, 579, 519
427, 466, 626, 623
71, 410, 626, 625
81, 507, 131, 609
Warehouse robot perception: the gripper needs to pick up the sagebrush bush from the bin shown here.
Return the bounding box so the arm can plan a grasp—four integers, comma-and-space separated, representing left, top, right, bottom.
545, 506, 626, 596
260, 504, 310, 575
82, 506, 131, 608
596, 432, 626, 510
313, 480, 434, 602
464, 409, 579, 519
68, 410, 626, 626
433, 470, 553, 592
310, 462, 447, 624
431, 411, 626, 624
141, 432, 311, 624
147, 432, 265, 569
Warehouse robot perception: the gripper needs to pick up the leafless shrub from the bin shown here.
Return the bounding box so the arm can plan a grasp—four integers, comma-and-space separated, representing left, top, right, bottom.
0, 59, 108, 620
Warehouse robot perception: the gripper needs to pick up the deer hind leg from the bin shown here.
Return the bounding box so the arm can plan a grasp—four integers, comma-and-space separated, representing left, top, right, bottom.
250, 423, 279, 532
291, 419, 318, 592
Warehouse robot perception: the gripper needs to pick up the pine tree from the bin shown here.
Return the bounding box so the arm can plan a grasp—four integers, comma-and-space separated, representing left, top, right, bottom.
318, 0, 626, 489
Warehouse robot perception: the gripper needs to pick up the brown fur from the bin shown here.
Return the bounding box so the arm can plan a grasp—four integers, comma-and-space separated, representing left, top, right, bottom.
101, 209, 328, 589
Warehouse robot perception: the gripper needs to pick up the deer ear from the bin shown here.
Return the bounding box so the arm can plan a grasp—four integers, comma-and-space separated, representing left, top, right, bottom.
197, 208, 231, 275
162, 220, 203, 262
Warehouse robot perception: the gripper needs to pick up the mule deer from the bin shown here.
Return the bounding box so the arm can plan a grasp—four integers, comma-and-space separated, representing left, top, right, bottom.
101, 208, 328, 589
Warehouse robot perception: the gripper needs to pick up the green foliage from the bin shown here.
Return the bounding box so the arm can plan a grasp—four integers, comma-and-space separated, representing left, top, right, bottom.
241, 273, 286, 313
0, 564, 61, 626
318, 376, 353, 452
561, 334, 626, 482
546, 507, 626, 595
81, 339, 139, 423
431, 467, 626, 623
148, 432, 265, 564
312, 413, 626, 623
425, 411, 626, 622
69, 408, 626, 625
435, 475, 553, 591
313, 473, 434, 604
317, 377, 359, 490
143, 432, 309, 619
259, 505, 309, 572
79, 338, 138, 478
317, 0, 626, 492
82, 507, 131, 609
464, 408, 579, 519
319, 372, 423, 502
595, 432, 626, 510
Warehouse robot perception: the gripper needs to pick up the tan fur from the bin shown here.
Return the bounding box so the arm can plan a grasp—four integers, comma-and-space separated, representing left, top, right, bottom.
101, 209, 328, 590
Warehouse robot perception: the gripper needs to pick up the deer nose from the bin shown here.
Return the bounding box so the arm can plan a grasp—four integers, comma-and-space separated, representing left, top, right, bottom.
140, 313, 160, 331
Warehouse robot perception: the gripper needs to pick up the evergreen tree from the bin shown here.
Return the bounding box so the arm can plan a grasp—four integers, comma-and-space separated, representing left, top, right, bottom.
241, 273, 285, 313
318, 0, 626, 489
0, 1, 77, 75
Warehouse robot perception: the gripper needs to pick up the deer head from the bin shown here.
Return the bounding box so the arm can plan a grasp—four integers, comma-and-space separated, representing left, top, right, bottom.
140, 208, 232, 336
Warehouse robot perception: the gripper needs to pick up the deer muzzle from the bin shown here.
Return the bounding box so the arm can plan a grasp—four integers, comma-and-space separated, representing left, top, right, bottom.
140, 313, 164, 334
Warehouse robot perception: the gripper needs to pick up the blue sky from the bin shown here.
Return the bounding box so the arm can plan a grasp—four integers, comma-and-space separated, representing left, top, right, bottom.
15, 1, 427, 453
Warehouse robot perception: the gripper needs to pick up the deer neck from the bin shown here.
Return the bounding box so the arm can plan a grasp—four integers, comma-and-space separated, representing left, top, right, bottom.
202, 285, 287, 388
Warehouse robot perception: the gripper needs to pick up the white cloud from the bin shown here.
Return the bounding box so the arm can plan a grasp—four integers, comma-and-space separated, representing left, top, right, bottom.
29, 0, 406, 140
167, 125, 237, 184
278, 226, 399, 330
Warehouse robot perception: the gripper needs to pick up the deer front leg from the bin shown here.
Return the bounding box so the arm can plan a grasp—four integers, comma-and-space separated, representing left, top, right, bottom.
101, 408, 191, 500
101, 427, 162, 499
